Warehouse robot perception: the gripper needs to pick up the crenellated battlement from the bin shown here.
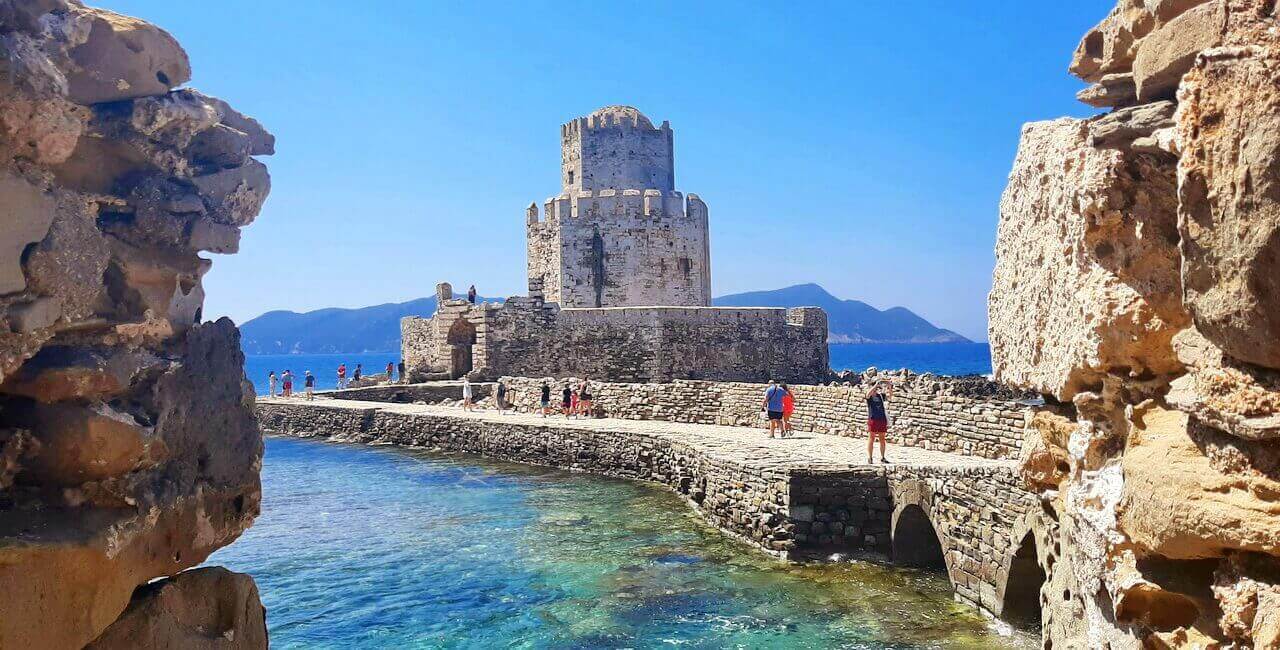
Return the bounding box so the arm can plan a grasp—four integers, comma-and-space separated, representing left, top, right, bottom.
527, 189, 709, 226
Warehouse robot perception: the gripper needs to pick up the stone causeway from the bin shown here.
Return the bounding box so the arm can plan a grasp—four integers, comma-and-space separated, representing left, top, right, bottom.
257, 395, 1047, 624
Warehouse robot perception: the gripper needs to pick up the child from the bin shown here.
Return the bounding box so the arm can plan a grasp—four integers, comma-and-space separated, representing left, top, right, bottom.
781, 383, 795, 437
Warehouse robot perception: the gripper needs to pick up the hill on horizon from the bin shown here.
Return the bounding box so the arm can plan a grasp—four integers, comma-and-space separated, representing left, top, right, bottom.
713, 284, 970, 344
239, 284, 968, 354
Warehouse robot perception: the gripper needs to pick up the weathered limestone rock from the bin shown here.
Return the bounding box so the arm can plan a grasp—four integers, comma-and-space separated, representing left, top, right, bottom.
990, 117, 1184, 401
0, 2, 271, 648
86, 567, 268, 650
1120, 404, 1280, 559
58, 4, 192, 105
1177, 43, 1280, 370
995, 2, 1280, 647
1132, 0, 1225, 101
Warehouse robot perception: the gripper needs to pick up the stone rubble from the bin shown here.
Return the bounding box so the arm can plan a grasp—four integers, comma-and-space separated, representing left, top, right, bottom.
991, 0, 1280, 646
0, 2, 270, 648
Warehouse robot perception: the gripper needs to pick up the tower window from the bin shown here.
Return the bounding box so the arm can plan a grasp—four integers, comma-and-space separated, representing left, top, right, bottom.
568, 170, 575, 185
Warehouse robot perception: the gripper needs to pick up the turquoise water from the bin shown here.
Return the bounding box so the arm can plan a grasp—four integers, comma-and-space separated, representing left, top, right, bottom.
208, 437, 1034, 649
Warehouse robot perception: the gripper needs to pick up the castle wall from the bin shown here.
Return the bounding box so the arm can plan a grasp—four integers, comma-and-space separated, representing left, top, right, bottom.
403, 302, 828, 385
527, 190, 711, 307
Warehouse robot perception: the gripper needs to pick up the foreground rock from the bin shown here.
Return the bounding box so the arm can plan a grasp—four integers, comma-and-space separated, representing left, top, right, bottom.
0, 3, 270, 648
991, 1, 1280, 647
86, 567, 268, 650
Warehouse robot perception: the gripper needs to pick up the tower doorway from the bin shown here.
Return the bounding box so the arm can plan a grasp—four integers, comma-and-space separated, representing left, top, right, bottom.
447, 318, 477, 378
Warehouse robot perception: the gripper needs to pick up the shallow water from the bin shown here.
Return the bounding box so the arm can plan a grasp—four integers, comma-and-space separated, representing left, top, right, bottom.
209, 437, 1036, 649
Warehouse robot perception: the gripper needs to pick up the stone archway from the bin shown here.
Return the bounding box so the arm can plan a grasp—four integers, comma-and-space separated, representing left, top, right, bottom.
446, 318, 476, 378
1000, 531, 1046, 629
892, 504, 946, 570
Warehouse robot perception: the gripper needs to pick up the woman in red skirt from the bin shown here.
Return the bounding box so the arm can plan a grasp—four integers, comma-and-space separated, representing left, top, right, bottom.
866, 381, 892, 463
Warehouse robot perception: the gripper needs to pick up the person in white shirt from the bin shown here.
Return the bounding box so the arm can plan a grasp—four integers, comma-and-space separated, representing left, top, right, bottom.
462, 377, 475, 411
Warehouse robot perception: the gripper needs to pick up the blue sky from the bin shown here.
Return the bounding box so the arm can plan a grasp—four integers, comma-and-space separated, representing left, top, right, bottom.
110, 1, 1110, 342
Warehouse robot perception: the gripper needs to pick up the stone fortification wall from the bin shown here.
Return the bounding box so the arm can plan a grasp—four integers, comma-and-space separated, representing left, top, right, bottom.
403, 300, 829, 385
527, 188, 710, 308
0, 3, 271, 648
256, 400, 1040, 619
499, 374, 1028, 460
991, 1, 1280, 647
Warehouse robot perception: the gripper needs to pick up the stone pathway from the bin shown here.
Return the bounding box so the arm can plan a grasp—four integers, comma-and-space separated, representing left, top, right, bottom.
261, 396, 1015, 473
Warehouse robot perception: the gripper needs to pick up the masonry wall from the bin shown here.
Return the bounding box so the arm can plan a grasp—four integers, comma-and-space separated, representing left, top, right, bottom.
404, 303, 829, 385
528, 190, 711, 308
499, 376, 1028, 460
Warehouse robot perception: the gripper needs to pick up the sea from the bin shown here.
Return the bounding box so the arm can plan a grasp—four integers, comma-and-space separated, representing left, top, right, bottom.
208, 436, 1035, 649
243, 343, 992, 395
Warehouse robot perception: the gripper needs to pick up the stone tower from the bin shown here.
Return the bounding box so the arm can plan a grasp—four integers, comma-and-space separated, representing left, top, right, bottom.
526, 106, 711, 308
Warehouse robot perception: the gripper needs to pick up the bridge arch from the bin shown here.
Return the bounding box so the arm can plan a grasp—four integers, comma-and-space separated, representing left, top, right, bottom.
996, 514, 1048, 629
892, 504, 946, 570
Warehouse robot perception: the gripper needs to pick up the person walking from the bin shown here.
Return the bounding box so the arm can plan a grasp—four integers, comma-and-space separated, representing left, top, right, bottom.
304, 370, 315, 400
578, 381, 593, 418
462, 377, 474, 411
495, 380, 507, 414
398, 361, 406, 384
353, 364, 362, 383
762, 380, 786, 439
282, 370, 294, 398
781, 383, 795, 438
561, 383, 572, 418
866, 380, 893, 463
467, 285, 477, 304
336, 363, 347, 390
267, 371, 278, 398
385, 361, 395, 384
540, 382, 551, 417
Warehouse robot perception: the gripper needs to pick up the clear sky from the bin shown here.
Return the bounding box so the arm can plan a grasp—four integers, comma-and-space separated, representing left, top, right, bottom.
110, 1, 1111, 342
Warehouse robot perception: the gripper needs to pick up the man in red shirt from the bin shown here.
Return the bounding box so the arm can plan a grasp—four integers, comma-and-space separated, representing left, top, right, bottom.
337, 363, 347, 390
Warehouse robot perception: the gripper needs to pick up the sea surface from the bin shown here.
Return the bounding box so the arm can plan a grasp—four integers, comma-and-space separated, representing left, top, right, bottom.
242, 344, 991, 395
209, 437, 1035, 649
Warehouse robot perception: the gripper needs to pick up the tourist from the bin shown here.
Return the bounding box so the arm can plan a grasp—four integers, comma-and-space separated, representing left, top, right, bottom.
398, 361, 406, 383
385, 361, 395, 384
267, 371, 277, 398
282, 370, 294, 398
570, 385, 580, 416
304, 370, 315, 400
540, 382, 551, 417
353, 363, 362, 383
578, 381, 593, 418
762, 380, 785, 439
462, 377, 474, 411
866, 380, 893, 463
561, 383, 572, 418
337, 363, 347, 390
495, 380, 507, 414
781, 383, 795, 437
467, 285, 477, 304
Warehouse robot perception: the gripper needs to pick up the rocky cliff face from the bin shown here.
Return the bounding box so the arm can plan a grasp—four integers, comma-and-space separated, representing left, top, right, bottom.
0, 2, 270, 648
991, 1, 1280, 647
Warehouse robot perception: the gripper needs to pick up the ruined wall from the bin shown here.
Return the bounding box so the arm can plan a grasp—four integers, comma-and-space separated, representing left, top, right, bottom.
991, 1, 1280, 646
0, 2, 270, 648
403, 300, 829, 385
499, 373, 1029, 460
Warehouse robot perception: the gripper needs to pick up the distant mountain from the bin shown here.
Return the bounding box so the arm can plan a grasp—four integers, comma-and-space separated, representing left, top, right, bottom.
239, 296, 493, 355
239, 283, 966, 355
713, 283, 971, 344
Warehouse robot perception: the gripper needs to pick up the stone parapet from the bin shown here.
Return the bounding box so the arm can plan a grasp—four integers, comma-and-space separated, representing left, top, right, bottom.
498, 376, 1028, 460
